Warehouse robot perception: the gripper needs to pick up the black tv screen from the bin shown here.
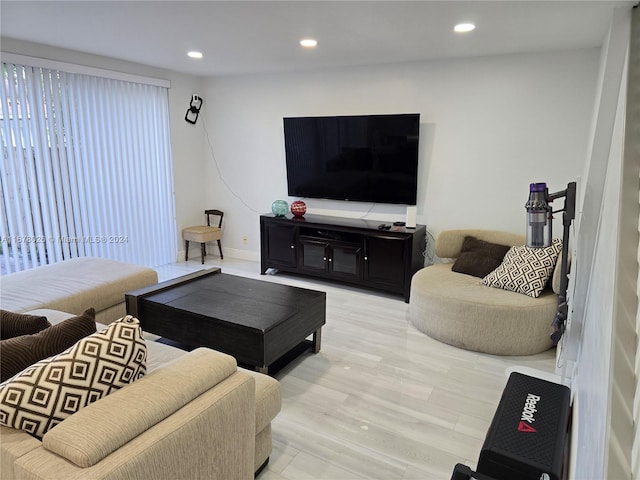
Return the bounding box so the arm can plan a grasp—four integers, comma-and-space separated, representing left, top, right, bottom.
284, 113, 420, 205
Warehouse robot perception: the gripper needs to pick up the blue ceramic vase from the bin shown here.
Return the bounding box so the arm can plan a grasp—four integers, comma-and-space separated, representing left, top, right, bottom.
271, 200, 289, 217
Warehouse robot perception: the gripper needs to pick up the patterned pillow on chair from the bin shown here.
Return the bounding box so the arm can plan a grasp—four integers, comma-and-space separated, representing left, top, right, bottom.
482, 238, 562, 298
0, 315, 146, 439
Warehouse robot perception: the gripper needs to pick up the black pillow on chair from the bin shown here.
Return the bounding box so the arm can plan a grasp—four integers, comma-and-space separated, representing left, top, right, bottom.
0, 308, 97, 382
0, 310, 51, 340
451, 236, 511, 278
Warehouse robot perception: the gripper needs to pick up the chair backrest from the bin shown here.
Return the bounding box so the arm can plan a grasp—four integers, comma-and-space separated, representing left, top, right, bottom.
435, 229, 525, 259
204, 209, 224, 228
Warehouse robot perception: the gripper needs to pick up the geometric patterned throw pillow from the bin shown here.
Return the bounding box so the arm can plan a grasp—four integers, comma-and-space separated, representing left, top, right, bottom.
482, 238, 562, 298
0, 315, 146, 439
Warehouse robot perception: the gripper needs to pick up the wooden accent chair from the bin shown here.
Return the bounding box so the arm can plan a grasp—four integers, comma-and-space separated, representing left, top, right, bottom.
183, 209, 224, 264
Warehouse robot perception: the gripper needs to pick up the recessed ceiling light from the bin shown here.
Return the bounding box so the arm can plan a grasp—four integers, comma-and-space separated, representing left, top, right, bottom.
454, 23, 476, 33
187, 51, 203, 59
300, 39, 318, 48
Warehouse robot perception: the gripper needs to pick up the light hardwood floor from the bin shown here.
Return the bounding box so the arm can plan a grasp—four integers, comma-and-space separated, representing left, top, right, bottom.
155, 257, 556, 480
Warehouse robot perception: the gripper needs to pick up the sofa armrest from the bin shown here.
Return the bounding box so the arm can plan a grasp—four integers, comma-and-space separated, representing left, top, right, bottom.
42, 347, 237, 468
14, 371, 256, 480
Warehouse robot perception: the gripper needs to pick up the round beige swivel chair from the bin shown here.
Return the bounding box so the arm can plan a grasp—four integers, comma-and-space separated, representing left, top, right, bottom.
183, 209, 224, 264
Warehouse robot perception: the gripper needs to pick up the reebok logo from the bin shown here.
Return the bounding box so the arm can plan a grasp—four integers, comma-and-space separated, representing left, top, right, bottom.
518, 393, 540, 432
518, 421, 537, 432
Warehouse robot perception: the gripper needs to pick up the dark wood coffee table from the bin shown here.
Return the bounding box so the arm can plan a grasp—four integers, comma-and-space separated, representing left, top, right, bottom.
125, 269, 326, 374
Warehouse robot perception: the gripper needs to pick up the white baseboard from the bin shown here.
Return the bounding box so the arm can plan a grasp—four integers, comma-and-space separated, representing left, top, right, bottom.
224, 248, 260, 262
504, 366, 562, 384
176, 248, 260, 263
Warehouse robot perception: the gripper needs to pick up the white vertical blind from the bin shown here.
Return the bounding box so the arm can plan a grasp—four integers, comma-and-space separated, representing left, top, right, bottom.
0, 62, 176, 273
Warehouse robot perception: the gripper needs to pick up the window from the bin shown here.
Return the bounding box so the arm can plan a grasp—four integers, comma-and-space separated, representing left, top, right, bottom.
1, 60, 176, 274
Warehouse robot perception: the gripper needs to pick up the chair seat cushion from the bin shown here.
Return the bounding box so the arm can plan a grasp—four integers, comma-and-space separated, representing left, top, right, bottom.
409, 263, 556, 355
183, 226, 221, 243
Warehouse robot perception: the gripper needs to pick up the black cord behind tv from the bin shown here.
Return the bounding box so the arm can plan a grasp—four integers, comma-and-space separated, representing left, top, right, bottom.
283, 113, 420, 205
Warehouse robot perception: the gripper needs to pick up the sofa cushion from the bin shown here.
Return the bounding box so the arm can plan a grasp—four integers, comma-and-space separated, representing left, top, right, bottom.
0, 310, 51, 340
242, 368, 281, 434
0, 426, 43, 480
482, 238, 562, 298
451, 236, 511, 278
0, 257, 158, 317
0, 309, 97, 382
42, 347, 238, 467
409, 263, 556, 355
0, 315, 146, 439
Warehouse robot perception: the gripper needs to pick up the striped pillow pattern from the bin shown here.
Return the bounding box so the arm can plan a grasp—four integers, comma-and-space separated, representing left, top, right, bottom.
0, 309, 97, 382
0, 310, 51, 340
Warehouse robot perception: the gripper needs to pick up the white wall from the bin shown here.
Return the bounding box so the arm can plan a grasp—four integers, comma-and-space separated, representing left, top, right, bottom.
1, 38, 207, 260
0, 39, 603, 266
563, 7, 634, 479
201, 49, 600, 261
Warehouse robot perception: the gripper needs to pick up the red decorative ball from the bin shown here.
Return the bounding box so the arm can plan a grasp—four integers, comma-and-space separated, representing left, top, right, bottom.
290, 200, 307, 217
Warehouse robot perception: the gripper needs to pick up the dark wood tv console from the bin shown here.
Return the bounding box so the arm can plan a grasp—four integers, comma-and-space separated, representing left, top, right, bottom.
260, 213, 426, 302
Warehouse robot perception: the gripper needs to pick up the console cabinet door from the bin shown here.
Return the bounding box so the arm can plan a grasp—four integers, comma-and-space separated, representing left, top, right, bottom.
329, 243, 362, 280
263, 223, 297, 268
299, 238, 361, 280
299, 238, 329, 273
363, 235, 407, 293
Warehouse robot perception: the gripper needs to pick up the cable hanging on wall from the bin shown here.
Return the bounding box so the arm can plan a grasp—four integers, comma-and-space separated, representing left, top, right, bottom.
201, 117, 262, 215
423, 229, 436, 266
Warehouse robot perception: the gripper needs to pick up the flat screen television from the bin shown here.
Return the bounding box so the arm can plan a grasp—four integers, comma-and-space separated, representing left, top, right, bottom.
283, 113, 420, 205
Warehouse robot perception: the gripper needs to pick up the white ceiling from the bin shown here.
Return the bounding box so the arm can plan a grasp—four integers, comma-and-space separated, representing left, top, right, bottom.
0, 1, 634, 77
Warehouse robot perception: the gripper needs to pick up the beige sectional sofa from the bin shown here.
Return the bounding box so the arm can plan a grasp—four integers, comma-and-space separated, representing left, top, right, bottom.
0, 258, 281, 479
409, 229, 561, 355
